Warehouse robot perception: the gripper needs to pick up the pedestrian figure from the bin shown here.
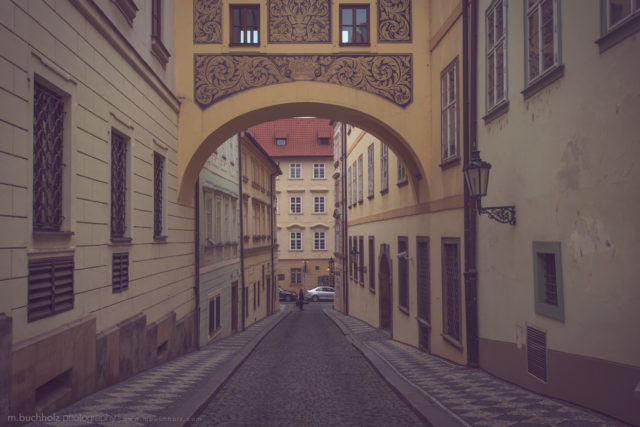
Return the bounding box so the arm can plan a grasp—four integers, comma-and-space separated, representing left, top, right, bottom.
298, 289, 304, 310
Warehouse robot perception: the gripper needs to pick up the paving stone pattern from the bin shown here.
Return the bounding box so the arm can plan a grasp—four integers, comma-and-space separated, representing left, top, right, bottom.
192, 302, 426, 427
327, 308, 629, 427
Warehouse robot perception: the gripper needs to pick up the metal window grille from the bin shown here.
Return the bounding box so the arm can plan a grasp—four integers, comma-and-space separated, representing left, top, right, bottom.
527, 326, 547, 381
112, 252, 129, 293
367, 144, 374, 197
398, 237, 408, 308
33, 83, 64, 231
153, 152, 164, 237
368, 236, 375, 291
28, 256, 74, 322
216, 295, 221, 329
209, 298, 216, 335
539, 253, 558, 305
380, 144, 388, 192
417, 238, 430, 322
442, 241, 461, 341
111, 132, 127, 238
358, 155, 363, 202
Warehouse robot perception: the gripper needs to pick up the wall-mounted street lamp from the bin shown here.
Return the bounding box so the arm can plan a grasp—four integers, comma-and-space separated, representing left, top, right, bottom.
463, 150, 516, 225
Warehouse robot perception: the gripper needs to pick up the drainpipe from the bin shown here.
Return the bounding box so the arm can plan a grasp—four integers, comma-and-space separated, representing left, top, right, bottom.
463, 0, 480, 368
194, 178, 201, 350
238, 134, 246, 332
341, 122, 349, 315
269, 167, 279, 314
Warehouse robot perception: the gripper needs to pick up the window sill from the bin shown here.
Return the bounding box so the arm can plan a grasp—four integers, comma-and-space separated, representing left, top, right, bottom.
110, 236, 132, 244
596, 12, 640, 53
482, 100, 509, 124
154, 235, 168, 242
398, 306, 409, 316
439, 156, 460, 170
396, 179, 408, 188
313, 212, 327, 215
380, 188, 389, 195
441, 333, 463, 351
339, 42, 371, 47
33, 230, 74, 238
229, 42, 261, 48
367, 194, 374, 200
521, 64, 564, 100
151, 35, 170, 69
368, 287, 375, 294
416, 317, 431, 329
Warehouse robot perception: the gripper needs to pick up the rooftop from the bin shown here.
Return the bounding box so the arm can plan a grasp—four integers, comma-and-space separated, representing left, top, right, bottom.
247, 118, 334, 158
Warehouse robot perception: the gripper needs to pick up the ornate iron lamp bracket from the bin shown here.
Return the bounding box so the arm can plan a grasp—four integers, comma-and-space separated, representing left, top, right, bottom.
477, 199, 516, 225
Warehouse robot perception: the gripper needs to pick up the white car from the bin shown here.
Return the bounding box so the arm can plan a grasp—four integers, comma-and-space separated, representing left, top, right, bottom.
305, 286, 335, 302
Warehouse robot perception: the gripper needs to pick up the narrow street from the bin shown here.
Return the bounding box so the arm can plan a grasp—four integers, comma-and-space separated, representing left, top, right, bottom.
191, 302, 426, 426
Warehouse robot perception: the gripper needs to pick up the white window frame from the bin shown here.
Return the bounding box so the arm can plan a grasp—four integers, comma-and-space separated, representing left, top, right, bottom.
380, 143, 389, 193
289, 196, 301, 214
605, 0, 640, 31
347, 166, 352, 206
313, 163, 325, 179
357, 155, 363, 203
367, 144, 374, 198
441, 58, 459, 162
525, 0, 559, 84
486, 0, 507, 110
289, 231, 302, 251
397, 159, 407, 185
313, 196, 325, 214
289, 163, 301, 179
314, 231, 326, 251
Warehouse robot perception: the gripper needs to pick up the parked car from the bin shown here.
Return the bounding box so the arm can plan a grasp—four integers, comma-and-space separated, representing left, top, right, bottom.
305, 286, 335, 302
279, 287, 298, 302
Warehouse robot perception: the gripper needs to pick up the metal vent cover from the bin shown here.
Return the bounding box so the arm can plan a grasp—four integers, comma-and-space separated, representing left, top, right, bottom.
527, 326, 547, 381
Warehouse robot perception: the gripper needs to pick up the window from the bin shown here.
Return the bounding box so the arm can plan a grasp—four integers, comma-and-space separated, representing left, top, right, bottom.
313, 196, 325, 214
112, 252, 129, 293
359, 236, 364, 285
153, 152, 165, 239
398, 237, 409, 311
215, 194, 222, 242
397, 160, 407, 186
368, 236, 375, 291
28, 256, 74, 322
357, 155, 363, 203
290, 268, 302, 285
367, 144, 374, 198
290, 231, 302, 250
151, 0, 162, 39
441, 58, 459, 163
526, 0, 560, 84
380, 143, 389, 193
277, 273, 285, 281
318, 137, 330, 145
598, 0, 640, 51
417, 237, 431, 352
230, 4, 260, 45
313, 163, 325, 179
289, 163, 301, 179
289, 196, 301, 214
204, 190, 213, 243
314, 232, 326, 250
33, 83, 65, 232
348, 237, 353, 279
352, 160, 357, 205
533, 241, 564, 321
347, 166, 352, 207
253, 283, 257, 310
111, 131, 128, 240
487, 0, 507, 111
442, 239, 461, 346
209, 295, 221, 336
340, 5, 370, 45
276, 137, 286, 146
353, 236, 359, 283
607, 0, 640, 28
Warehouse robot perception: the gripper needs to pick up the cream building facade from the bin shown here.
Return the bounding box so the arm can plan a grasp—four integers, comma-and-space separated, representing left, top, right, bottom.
0, 0, 198, 417
249, 119, 335, 294
474, 1, 640, 424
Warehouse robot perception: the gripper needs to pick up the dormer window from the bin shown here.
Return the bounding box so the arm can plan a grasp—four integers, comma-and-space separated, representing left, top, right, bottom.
276, 137, 287, 146
318, 137, 330, 145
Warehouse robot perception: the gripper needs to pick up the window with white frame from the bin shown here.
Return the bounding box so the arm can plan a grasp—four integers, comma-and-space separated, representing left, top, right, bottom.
487, 0, 507, 110
352, 160, 357, 205
347, 166, 352, 206
313, 163, 325, 179
357, 155, 363, 203
290, 231, 302, 250
314, 232, 326, 250
290, 268, 302, 285
290, 196, 301, 214
397, 159, 407, 185
289, 163, 301, 179
313, 196, 325, 214
606, 0, 640, 30
205, 190, 213, 243
441, 58, 459, 162
526, 0, 559, 84
380, 143, 389, 192
276, 137, 287, 146
367, 144, 374, 198
215, 194, 222, 242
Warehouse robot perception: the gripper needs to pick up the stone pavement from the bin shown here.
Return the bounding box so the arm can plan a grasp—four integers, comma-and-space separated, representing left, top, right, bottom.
25, 307, 292, 427
324, 308, 629, 427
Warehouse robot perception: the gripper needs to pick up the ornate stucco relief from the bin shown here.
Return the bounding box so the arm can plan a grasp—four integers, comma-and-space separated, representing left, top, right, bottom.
378, 0, 412, 43
194, 0, 222, 44
268, 0, 331, 43
194, 54, 412, 108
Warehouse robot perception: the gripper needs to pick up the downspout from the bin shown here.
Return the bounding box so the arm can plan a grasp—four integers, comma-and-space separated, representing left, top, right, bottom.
269, 166, 279, 315
238, 134, 246, 332
194, 178, 201, 349
341, 122, 349, 315
463, 0, 480, 368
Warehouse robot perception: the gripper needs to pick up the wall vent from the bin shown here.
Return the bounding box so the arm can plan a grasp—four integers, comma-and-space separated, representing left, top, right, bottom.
527, 326, 547, 381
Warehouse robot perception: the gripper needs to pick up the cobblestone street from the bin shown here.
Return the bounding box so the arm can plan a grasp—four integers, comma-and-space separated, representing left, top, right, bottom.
191, 302, 426, 427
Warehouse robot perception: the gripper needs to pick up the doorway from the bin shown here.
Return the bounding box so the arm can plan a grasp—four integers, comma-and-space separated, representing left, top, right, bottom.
379, 244, 392, 333
231, 281, 238, 333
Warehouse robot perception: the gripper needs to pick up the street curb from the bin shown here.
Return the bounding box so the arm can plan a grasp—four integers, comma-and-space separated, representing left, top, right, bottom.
323, 309, 465, 427
156, 308, 292, 427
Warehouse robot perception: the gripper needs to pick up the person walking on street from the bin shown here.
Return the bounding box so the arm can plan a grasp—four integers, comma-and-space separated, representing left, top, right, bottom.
298, 289, 304, 310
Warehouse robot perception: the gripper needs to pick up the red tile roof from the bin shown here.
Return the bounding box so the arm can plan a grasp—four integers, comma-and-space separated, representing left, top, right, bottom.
247, 118, 334, 158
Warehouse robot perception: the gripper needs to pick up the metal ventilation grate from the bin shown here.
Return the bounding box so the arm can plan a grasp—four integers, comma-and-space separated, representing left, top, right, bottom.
112, 252, 129, 293
527, 326, 547, 381
28, 256, 74, 322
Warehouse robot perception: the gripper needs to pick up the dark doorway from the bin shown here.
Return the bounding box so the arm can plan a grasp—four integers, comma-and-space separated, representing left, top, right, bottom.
378, 244, 392, 332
